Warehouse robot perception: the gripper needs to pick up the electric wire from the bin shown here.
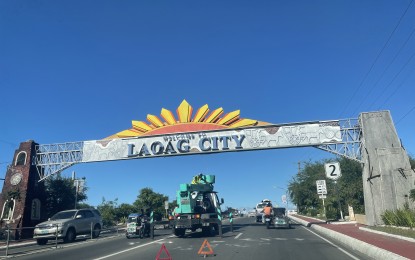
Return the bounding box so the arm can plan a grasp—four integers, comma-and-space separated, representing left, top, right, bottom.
0, 139, 18, 147
338, 0, 414, 118
365, 50, 415, 110
396, 105, 415, 125
377, 66, 415, 109
352, 24, 415, 115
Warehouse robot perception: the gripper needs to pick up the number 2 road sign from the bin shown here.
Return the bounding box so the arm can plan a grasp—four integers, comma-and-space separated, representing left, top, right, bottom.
325, 162, 341, 180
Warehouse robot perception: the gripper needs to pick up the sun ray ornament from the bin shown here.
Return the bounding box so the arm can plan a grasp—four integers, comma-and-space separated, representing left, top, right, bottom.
106, 100, 261, 139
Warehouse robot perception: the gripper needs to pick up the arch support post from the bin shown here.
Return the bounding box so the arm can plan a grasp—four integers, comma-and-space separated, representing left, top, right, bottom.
360, 111, 414, 226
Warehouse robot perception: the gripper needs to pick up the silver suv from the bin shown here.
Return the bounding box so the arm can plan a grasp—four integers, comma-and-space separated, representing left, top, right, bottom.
33, 208, 103, 245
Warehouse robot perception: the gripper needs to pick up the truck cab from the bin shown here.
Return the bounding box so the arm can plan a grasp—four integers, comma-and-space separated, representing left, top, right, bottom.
170, 174, 224, 237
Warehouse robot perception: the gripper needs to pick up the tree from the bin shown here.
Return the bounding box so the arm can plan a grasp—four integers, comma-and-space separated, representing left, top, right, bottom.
44, 175, 87, 218
116, 203, 137, 222
133, 188, 168, 221
408, 155, 415, 204
97, 198, 118, 227
335, 157, 364, 214
288, 157, 364, 219
168, 200, 178, 215
408, 154, 415, 169
288, 161, 325, 215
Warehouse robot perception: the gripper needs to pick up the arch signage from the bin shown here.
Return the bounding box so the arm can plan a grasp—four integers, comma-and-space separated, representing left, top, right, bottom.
80, 100, 342, 163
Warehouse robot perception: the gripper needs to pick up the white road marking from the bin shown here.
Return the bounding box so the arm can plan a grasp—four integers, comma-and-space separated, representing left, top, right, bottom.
239, 238, 255, 241
295, 238, 304, 241
226, 244, 250, 248
93, 235, 175, 260
301, 226, 360, 260
234, 233, 243, 239
260, 238, 270, 241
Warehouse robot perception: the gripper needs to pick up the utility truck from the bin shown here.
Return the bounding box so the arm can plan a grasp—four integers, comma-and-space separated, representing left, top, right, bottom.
169, 174, 224, 237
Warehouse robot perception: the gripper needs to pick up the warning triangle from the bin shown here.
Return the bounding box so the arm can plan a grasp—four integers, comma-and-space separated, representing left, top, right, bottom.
155, 243, 172, 260
198, 239, 214, 255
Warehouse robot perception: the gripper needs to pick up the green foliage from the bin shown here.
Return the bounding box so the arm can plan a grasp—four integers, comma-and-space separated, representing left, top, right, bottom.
116, 203, 137, 220
97, 198, 118, 227
96, 188, 173, 226
307, 208, 318, 217
288, 157, 365, 220
44, 175, 88, 218
325, 206, 338, 220
408, 154, 415, 169
77, 202, 94, 209
381, 208, 415, 228
133, 187, 168, 221
410, 189, 415, 203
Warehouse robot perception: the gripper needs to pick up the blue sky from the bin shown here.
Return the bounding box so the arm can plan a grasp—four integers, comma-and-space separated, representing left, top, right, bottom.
1, 1, 414, 211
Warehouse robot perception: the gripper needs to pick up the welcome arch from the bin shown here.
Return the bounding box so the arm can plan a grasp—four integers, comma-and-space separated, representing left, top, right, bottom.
1, 100, 413, 239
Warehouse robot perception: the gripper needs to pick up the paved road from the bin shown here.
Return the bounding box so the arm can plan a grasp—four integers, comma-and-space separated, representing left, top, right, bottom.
4, 217, 371, 260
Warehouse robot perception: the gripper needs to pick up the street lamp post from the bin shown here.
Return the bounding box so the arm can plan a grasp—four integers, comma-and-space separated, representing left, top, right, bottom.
73, 171, 85, 209
274, 186, 289, 210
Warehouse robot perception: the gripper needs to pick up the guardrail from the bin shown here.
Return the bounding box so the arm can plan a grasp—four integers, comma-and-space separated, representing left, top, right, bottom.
0, 223, 126, 257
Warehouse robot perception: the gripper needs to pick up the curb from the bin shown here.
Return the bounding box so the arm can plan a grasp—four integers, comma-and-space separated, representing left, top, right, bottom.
289, 215, 410, 260
359, 227, 415, 243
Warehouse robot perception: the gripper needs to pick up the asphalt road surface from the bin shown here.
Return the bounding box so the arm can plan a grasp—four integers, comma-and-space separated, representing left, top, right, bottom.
3, 217, 371, 260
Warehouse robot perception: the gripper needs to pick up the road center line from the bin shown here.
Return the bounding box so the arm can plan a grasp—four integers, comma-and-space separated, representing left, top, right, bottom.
234, 233, 243, 239
93, 235, 175, 260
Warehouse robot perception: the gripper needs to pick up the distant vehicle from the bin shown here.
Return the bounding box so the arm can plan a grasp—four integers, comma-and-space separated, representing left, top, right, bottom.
273, 207, 290, 229
255, 199, 272, 222
248, 211, 256, 218
125, 213, 150, 239
33, 208, 102, 245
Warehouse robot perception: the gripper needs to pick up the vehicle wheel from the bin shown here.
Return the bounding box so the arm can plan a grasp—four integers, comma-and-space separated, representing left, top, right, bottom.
173, 228, 185, 237
126, 235, 130, 239
64, 228, 76, 243
266, 222, 270, 229
139, 228, 144, 239
92, 224, 101, 238
36, 239, 48, 245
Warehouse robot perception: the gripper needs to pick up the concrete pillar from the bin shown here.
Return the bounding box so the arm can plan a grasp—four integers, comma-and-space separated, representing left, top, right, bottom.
360, 111, 414, 226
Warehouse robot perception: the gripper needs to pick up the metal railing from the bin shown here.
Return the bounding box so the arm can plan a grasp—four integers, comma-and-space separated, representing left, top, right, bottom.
0, 223, 125, 257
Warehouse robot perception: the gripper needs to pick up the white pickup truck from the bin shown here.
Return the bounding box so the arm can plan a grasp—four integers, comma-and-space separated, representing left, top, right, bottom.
255, 199, 272, 222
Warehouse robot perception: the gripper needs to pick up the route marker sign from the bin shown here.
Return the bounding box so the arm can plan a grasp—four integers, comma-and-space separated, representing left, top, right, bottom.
155, 243, 172, 260
198, 239, 215, 256
325, 162, 341, 180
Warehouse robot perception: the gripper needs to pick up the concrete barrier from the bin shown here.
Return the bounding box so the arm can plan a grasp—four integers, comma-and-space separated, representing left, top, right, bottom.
289, 215, 409, 260
354, 214, 367, 225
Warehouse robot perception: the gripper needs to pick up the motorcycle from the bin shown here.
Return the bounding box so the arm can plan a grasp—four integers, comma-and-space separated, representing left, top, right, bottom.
264, 214, 273, 229
137, 216, 151, 238
126, 213, 151, 239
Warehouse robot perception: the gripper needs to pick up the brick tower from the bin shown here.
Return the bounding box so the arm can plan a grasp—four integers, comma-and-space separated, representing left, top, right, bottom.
0, 140, 45, 239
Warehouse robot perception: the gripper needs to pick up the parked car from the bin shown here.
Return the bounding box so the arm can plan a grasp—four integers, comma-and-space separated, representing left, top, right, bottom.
33, 208, 103, 245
